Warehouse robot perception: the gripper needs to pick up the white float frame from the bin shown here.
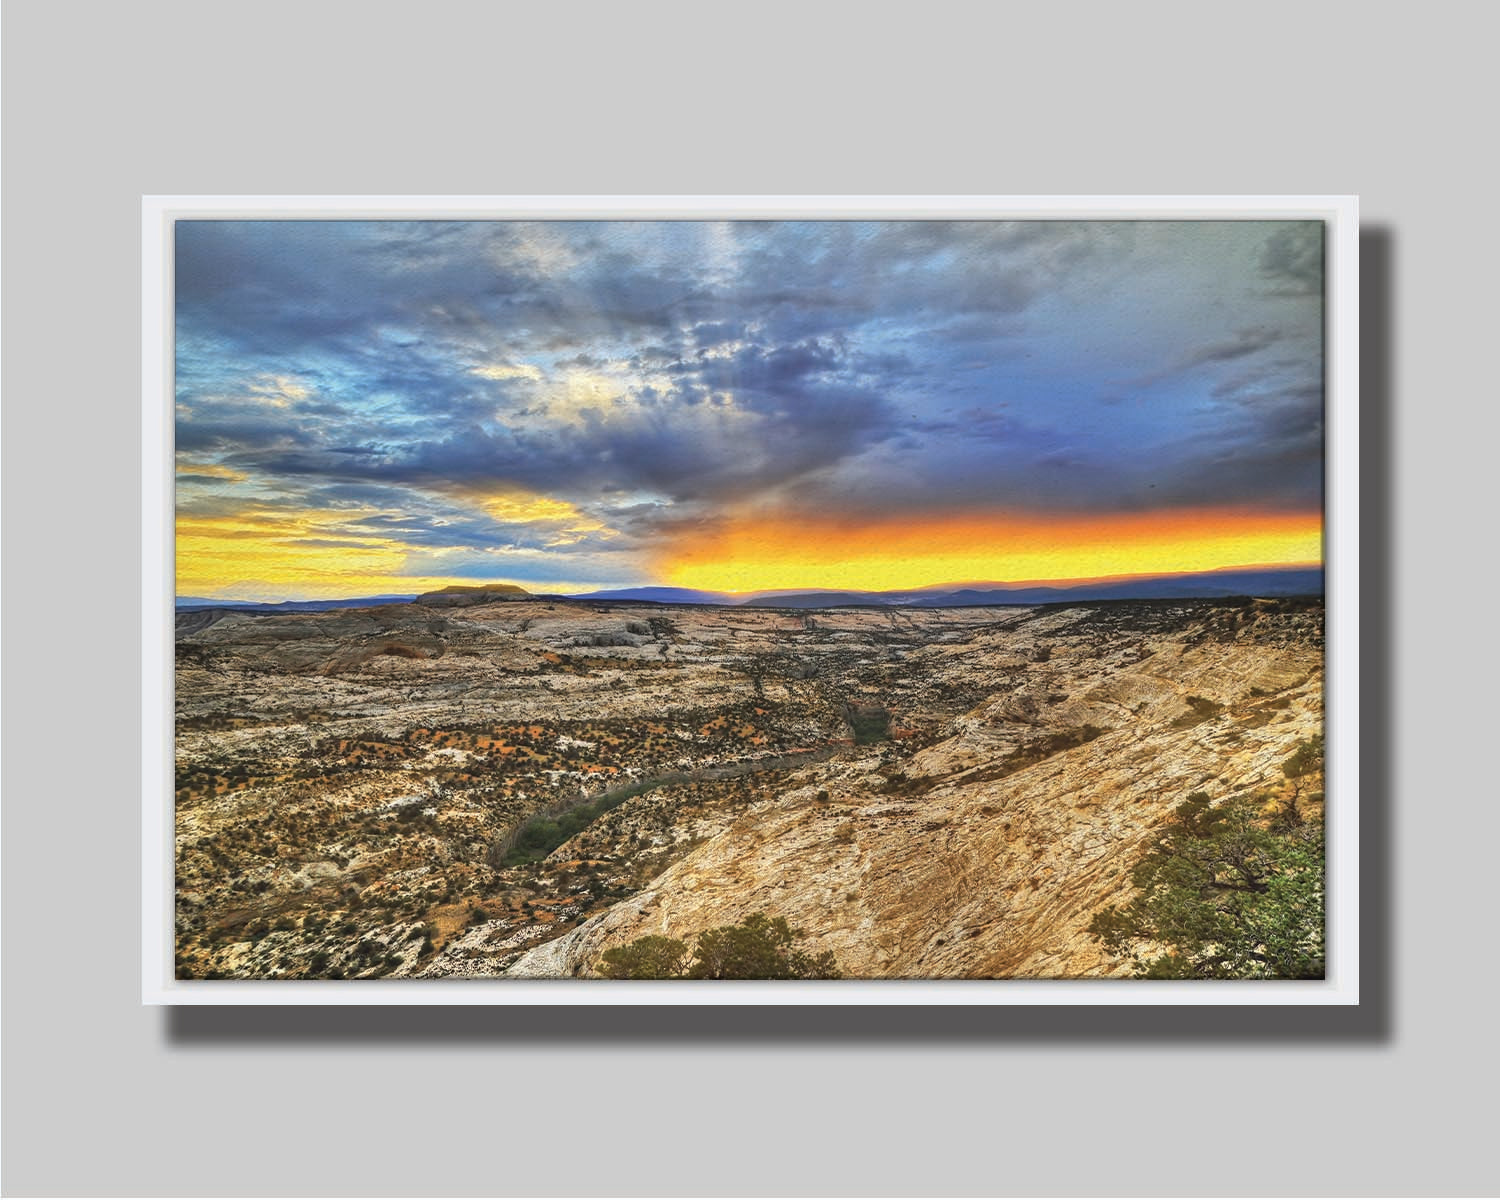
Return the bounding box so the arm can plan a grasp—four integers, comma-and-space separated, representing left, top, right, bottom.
142, 195, 1359, 1005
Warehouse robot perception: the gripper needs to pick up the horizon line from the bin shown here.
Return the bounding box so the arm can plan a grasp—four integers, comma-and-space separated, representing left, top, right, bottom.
178, 560, 1324, 606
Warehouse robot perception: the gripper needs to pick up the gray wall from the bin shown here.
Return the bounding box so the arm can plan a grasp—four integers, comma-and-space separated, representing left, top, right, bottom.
4, 2, 1496, 1195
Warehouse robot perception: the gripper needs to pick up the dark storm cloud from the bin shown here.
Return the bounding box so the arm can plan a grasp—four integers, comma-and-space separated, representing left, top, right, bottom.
176, 473, 238, 487
174, 417, 317, 454
689, 320, 750, 348
1151, 408, 1324, 512
176, 218, 1326, 576
272, 366, 897, 507
1129, 326, 1285, 390
1178, 327, 1284, 370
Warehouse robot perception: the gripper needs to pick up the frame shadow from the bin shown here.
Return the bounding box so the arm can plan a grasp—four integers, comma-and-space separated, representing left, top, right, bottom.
166, 227, 1394, 1046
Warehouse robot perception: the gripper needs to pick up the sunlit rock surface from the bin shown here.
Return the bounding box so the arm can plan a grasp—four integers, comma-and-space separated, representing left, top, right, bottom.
173, 595, 1322, 980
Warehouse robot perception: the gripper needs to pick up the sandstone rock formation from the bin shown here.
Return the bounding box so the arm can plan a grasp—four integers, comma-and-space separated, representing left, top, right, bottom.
173, 595, 1323, 980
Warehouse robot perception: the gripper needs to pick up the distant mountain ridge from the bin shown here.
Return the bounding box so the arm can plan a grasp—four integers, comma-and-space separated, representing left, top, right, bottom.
564, 586, 739, 606
175, 594, 419, 612
576, 565, 1323, 609
900, 565, 1323, 607
177, 565, 1322, 614
176, 583, 533, 613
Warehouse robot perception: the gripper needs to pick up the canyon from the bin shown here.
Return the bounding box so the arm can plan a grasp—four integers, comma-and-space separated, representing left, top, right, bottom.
173, 593, 1324, 980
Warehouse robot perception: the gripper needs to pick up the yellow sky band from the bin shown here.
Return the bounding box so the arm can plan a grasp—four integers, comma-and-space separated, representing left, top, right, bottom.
177, 503, 1321, 601
658, 508, 1323, 594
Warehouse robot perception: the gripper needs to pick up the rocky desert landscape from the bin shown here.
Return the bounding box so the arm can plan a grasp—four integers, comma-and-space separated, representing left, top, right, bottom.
173, 592, 1324, 980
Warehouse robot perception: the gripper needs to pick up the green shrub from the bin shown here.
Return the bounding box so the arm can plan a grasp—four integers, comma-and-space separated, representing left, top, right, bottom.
597, 934, 690, 979
596, 912, 840, 980
845, 706, 891, 745
501, 780, 661, 866
1089, 791, 1324, 979
1282, 734, 1324, 780
1170, 695, 1224, 729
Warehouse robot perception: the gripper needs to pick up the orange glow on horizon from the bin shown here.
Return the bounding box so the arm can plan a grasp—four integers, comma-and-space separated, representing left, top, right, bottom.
656, 508, 1323, 594
175, 500, 1323, 602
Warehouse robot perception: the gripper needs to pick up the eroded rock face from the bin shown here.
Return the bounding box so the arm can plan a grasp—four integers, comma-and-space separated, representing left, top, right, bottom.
173, 595, 1323, 980
505, 612, 1322, 979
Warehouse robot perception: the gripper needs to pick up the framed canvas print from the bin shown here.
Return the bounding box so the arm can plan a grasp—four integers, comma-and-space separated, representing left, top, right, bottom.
142, 196, 1358, 1004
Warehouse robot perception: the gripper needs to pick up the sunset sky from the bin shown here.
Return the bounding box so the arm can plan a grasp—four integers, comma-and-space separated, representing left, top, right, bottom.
175, 219, 1324, 600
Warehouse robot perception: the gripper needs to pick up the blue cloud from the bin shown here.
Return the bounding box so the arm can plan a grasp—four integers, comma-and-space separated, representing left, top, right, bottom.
175, 218, 1326, 570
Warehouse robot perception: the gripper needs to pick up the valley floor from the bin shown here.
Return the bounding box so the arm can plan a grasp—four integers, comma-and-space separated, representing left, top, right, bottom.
172, 595, 1324, 980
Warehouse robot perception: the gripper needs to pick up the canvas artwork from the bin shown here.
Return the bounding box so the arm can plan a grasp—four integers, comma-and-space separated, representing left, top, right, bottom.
167, 211, 1332, 986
